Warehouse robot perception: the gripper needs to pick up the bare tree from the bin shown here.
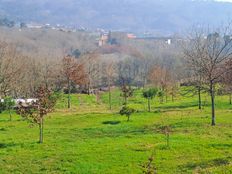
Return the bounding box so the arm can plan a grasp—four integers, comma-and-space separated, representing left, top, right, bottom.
0, 42, 25, 97
149, 66, 173, 102
83, 53, 100, 95
105, 61, 116, 110
180, 74, 207, 110
17, 86, 58, 143
221, 60, 232, 104
184, 25, 232, 126
61, 55, 86, 108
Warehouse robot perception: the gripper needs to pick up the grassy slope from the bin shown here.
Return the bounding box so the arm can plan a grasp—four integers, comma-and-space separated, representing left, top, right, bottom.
0, 89, 232, 174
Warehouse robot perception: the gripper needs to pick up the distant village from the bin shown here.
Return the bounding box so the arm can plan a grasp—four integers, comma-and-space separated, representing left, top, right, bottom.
98, 31, 174, 47
0, 18, 178, 51
0, 17, 176, 48
24, 22, 175, 47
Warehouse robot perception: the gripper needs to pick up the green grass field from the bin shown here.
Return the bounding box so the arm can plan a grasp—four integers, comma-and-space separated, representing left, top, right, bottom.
0, 89, 232, 174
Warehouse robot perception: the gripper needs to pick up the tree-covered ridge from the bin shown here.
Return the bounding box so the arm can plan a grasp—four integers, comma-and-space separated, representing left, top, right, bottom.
1, 0, 232, 34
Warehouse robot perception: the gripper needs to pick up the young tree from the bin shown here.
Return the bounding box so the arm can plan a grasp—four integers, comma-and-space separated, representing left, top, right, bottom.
120, 85, 134, 105
119, 105, 135, 122
4, 96, 15, 121
61, 55, 86, 108
105, 62, 116, 110
180, 78, 206, 110
221, 62, 232, 104
83, 53, 100, 95
161, 125, 172, 148
141, 154, 157, 174
149, 66, 172, 102
169, 84, 178, 102
184, 26, 232, 126
17, 86, 58, 143
157, 90, 165, 104
143, 88, 158, 112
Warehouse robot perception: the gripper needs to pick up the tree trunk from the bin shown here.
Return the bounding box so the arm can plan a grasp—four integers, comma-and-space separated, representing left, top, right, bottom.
9, 109, 12, 121
166, 132, 170, 147
87, 80, 91, 95
198, 86, 202, 110
68, 78, 71, 109
166, 93, 168, 103
39, 117, 44, 143
148, 98, 151, 112
143, 76, 147, 89
124, 96, 127, 106
96, 91, 100, 104
127, 115, 130, 122
210, 82, 216, 126
108, 83, 112, 110
229, 93, 232, 105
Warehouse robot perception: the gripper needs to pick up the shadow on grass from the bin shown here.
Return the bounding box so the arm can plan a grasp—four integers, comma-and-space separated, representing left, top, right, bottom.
209, 143, 232, 149
0, 143, 17, 149
0, 128, 6, 131
158, 102, 198, 110
78, 127, 149, 139
181, 157, 231, 170
102, 121, 121, 125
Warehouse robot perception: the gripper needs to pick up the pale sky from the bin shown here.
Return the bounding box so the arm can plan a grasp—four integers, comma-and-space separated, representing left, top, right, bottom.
216, 0, 232, 2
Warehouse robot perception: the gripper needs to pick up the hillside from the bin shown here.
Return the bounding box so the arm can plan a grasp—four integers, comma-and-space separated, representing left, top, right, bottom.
0, 27, 98, 58
1, 0, 232, 35
0, 89, 232, 173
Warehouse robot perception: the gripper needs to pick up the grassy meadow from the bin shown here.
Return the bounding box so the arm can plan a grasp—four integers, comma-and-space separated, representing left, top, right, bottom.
0, 88, 232, 174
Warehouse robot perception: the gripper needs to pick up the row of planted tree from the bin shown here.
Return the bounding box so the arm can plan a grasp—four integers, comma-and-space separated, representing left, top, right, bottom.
1, 81, 232, 144
1, 23, 232, 143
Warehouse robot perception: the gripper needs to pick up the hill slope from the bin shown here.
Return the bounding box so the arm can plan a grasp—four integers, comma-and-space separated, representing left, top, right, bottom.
0, 0, 232, 34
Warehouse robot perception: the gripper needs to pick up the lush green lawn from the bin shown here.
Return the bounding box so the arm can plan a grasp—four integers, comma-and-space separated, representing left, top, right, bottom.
0, 89, 232, 173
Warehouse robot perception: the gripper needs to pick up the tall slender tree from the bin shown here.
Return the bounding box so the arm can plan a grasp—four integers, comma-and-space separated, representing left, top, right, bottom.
184, 26, 232, 126
61, 55, 86, 108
